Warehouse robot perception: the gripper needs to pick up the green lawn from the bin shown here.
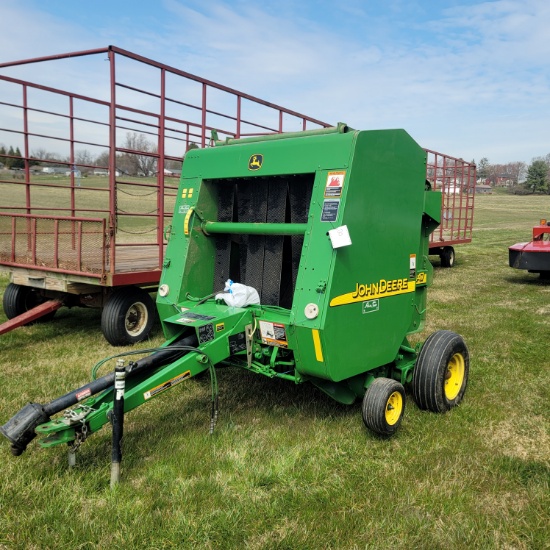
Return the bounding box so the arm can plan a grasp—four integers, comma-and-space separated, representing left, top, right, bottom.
0, 192, 548, 549
0, 174, 176, 244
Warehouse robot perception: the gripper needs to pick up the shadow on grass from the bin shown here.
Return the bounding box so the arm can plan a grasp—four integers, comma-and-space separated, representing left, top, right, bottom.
503, 273, 550, 286
0, 306, 164, 351
58, 367, 363, 469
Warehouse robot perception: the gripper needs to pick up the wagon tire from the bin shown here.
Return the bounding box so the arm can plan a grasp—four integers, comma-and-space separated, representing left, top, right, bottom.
412, 330, 469, 413
2, 283, 56, 323
101, 287, 155, 346
440, 246, 455, 268
362, 378, 406, 436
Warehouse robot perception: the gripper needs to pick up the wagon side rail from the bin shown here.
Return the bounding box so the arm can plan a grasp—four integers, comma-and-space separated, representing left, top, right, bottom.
0, 213, 107, 280
425, 149, 476, 248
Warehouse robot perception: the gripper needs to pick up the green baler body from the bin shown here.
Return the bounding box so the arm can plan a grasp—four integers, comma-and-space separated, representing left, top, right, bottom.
156, 127, 441, 402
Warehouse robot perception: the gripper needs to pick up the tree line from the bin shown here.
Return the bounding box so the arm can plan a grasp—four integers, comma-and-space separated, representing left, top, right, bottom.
3, 133, 549, 192
0, 146, 26, 169
0, 133, 183, 176
476, 154, 550, 194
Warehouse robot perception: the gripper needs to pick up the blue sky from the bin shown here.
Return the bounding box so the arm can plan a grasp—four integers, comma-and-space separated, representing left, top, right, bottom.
1, 0, 549, 164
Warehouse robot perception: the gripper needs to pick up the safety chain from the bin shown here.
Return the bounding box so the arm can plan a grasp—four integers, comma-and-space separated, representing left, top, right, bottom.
64, 405, 93, 453
68, 420, 88, 454
63, 404, 94, 426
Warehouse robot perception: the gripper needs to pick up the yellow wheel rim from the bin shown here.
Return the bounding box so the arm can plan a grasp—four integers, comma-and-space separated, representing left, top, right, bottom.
445, 353, 465, 401
385, 391, 403, 426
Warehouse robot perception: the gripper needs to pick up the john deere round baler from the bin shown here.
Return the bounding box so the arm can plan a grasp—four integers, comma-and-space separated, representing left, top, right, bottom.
1, 125, 469, 474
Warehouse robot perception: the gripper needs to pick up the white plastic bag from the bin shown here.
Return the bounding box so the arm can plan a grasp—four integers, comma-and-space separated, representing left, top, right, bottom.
215, 280, 260, 307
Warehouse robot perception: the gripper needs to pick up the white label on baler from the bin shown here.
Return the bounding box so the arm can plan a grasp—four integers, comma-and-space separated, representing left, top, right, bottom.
328, 225, 352, 248
410, 254, 416, 278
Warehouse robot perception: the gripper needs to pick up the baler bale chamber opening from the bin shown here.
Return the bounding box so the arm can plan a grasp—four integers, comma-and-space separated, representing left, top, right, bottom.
1, 125, 470, 476
207, 173, 314, 309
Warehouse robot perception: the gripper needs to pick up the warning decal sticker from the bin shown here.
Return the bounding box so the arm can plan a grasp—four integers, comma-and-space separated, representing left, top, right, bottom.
410, 254, 417, 279
228, 332, 247, 354
324, 171, 345, 198
259, 321, 288, 348
176, 312, 216, 324
75, 388, 92, 402
144, 370, 191, 400
198, 323, 215, 344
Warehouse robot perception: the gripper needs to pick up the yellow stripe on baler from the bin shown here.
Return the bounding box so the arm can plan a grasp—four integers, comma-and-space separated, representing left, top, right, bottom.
184, 207, 194, 236
312, 329, 324, 362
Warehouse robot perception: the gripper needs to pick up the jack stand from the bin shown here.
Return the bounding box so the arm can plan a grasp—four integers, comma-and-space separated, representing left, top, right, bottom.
68, 448, 76, 468
110, 359, 126, 489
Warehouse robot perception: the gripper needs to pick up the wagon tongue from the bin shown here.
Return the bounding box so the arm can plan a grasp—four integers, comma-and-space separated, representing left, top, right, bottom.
0, 299, 63, 336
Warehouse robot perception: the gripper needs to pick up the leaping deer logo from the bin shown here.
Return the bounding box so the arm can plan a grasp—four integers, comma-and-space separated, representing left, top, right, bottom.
248, 154, 263, 170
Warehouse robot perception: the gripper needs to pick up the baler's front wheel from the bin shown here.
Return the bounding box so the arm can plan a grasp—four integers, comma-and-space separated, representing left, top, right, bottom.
101, 287, 155, 346
362, 378, 406, 436
412, 330, 469, 412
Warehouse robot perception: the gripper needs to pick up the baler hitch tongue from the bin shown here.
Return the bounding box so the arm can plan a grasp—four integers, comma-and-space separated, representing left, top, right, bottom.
0, 402, 50, 456
0, 333, 200, 456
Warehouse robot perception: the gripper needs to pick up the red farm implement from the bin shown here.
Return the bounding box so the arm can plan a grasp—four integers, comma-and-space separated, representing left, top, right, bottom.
425, 149, 476, 267
509, 219, 550, 278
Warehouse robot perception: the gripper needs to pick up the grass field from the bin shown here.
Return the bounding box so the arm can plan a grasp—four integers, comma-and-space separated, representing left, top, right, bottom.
0, 174, 176, 244
0, 191, 549, 549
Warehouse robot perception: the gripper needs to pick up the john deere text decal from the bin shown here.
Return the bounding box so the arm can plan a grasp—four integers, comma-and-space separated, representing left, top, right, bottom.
330, 278, 415, 307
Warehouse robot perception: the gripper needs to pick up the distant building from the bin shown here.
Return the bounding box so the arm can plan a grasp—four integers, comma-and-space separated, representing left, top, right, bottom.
163, 168, 181, 177
41, 166, 67, 175
474, 184, 492, 194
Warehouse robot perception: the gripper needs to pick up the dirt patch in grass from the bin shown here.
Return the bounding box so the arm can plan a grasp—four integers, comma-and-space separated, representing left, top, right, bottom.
484, 417, 550, 463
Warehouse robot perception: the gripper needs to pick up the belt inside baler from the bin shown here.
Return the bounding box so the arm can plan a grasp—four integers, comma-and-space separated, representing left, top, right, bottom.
211, 175, 313, 308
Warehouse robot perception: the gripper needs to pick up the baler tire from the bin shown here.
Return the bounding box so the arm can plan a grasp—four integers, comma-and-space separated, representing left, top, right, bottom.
412, 330, 469, 413
101, 287, 155, 346
440, 246, 455, 268
2, 283, 57, 323
362, 378, 406, 436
